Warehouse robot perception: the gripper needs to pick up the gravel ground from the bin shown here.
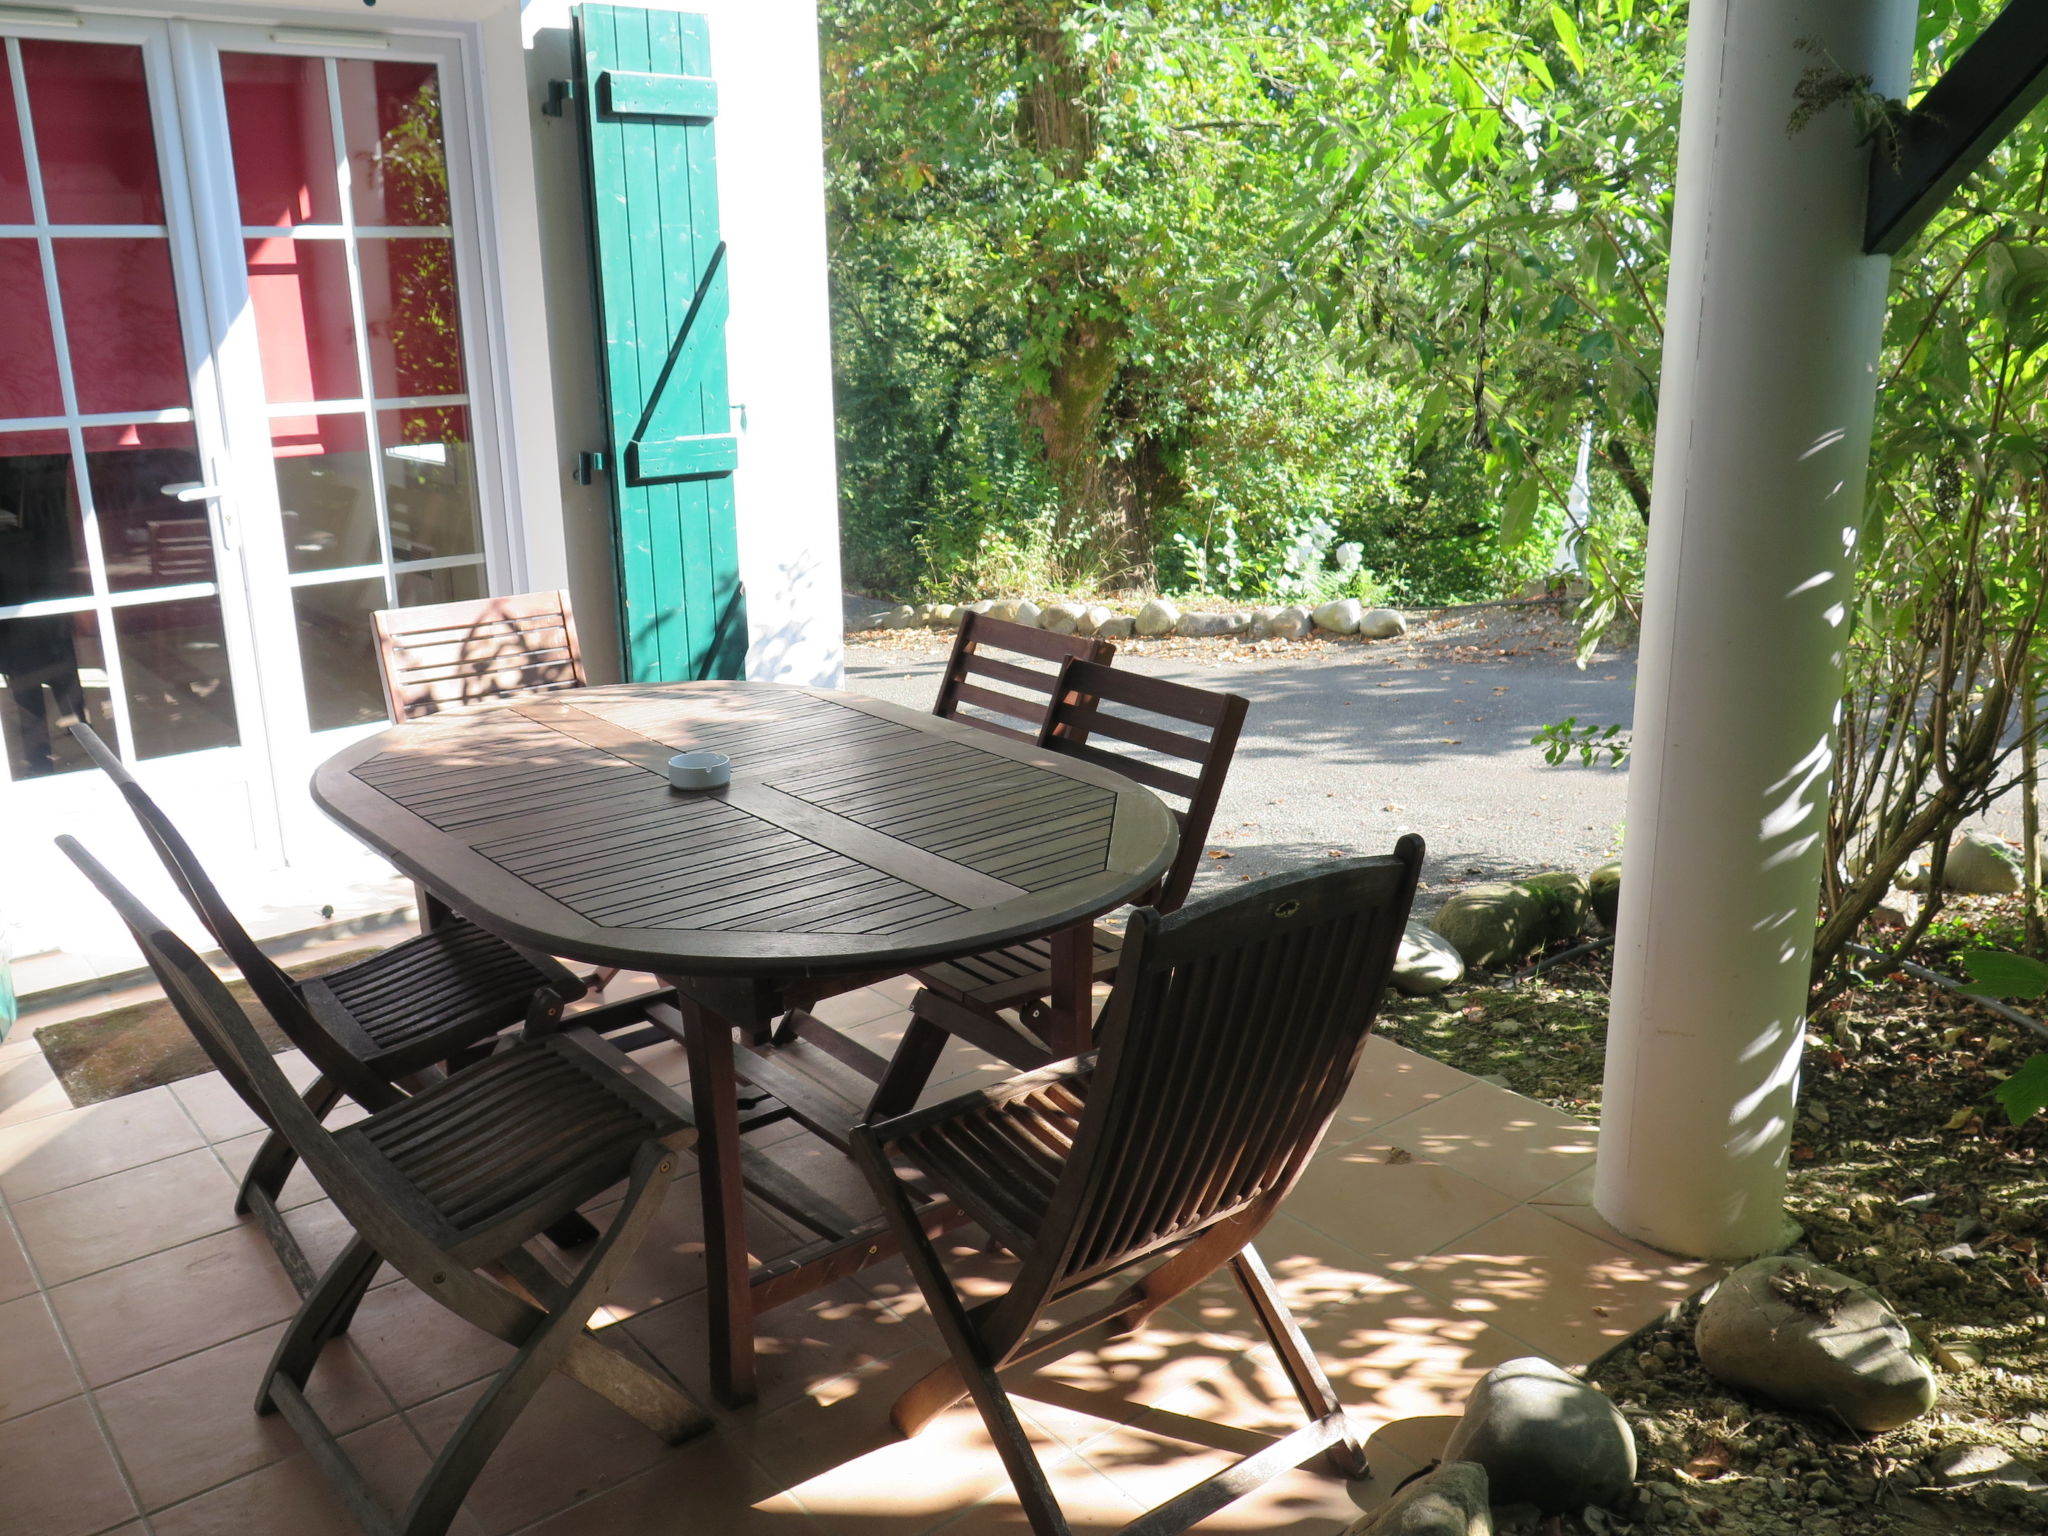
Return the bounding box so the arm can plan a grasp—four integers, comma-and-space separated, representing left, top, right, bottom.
844, 603, 1640, 912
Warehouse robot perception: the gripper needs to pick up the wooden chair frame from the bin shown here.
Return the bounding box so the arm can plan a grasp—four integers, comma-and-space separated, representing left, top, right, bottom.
852, 844, 1423, 1536
60, 836, 710, 1536
68, 723, 600, 1290
872, 660, 1249, 1111
370, 589, 588, 722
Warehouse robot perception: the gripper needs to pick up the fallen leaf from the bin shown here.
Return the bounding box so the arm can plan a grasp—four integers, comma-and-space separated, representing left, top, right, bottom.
1207, 849, 1233, 859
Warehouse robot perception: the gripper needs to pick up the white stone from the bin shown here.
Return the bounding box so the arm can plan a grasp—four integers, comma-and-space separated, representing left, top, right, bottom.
1178, 610, 1250, 637
1266, 605, 1312, 640
964, 599, 995, 615
1076, 604, 1115, 637
925, 603, 961, 630
1394, 920, 1465, 996
1943, 831, 2023, 895
1342, 1461, 1491, 1535
1037, 601, 1086, 636
1312, 598, 1363, 634
1359, 607, 1408, 640
1135, 599, 1181, 637
1442, 1358, 1635, 1514
879, 605, 919, 630
1096, 615, 1136, 639
1012, 600, 1042, 628
985, 598, 1024, 622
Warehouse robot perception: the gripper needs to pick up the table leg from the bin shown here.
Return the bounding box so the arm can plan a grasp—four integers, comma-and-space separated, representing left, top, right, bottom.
674, 990, 758, 1406
1045, 921, 1096, 1060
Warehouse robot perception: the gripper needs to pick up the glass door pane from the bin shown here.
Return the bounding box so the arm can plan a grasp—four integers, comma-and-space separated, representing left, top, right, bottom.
217, 47, 487, 738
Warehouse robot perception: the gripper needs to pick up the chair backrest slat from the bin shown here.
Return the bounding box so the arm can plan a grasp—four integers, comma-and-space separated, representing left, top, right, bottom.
932, 612, 1116, 744
66, 724, 391, 1103
1038, 659, 1248, 912
1025, 842, 1422, 1293
373, 590, 588, 722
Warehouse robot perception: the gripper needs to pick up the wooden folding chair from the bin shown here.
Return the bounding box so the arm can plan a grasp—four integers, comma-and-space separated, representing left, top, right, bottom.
69, 722, 597, 1291
930, 608, 1118, 742
370, 590, 625, 992
852, 843, 1423, 1535
870, 658, 1248, 1113
371, 589, 588, 721
770, 610, 1119, 1044
60, 836, 711, 1536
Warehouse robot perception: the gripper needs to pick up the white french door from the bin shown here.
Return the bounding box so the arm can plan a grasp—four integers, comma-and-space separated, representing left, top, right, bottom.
0, 10, 504, 955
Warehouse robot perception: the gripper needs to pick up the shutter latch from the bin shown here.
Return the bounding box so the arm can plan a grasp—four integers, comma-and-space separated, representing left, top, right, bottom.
573, 451, 605, 486
541, 79, 575, 117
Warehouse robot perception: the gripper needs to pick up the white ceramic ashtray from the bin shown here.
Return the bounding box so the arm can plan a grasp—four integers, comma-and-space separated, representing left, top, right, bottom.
667, 751, 731, 791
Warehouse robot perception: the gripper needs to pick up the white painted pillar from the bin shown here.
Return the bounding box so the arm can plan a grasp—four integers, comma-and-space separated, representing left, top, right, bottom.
1595, 0, 1916, 1260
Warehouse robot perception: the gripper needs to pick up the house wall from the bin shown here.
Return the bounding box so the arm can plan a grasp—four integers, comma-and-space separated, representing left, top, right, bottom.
217, 0, 847, 687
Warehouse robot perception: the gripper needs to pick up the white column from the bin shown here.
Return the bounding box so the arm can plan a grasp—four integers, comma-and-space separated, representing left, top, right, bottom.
1596, 0, 1916, 1260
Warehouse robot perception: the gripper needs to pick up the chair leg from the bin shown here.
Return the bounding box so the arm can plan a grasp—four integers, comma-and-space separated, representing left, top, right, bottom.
257, 1235, 384, 1414
235, 1074, 346, 1216
1230, 1245, 1368, 1479
852, 1134, 1070, 1535
866, 1012, 950, 1119
396, 1144, 692, 1536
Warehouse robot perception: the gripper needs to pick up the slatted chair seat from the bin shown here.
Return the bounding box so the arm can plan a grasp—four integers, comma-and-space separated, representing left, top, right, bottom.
854, 843, 1424, 1536
348, 1038, 685, 1254
895, 1071, 1091, 1250
869, 660, 1248, 1115
60, 838, 711, 1536
69, 723, 595, 1291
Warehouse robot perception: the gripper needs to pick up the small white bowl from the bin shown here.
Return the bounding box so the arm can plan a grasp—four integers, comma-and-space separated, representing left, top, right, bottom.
667, 751, 731, 791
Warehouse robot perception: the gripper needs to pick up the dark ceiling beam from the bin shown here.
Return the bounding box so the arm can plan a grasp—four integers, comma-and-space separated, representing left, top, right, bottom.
1866, 1, 2048, 255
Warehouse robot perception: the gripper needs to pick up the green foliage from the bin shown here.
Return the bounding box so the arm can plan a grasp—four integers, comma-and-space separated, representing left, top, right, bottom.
1957, 951, 2048, 1125
1532, 716, 1628, 768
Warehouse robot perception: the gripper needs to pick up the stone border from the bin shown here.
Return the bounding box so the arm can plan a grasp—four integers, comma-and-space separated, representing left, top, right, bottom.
870, 596, 1409, 642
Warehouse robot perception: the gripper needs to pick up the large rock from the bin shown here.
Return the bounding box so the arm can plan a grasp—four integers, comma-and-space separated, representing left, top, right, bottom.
1519, 870, 1591, 944
1096, 615, 1136, 639
1428, 871, 1585, 969
1359, 607, 1408, 640
878, 604, 919, 630
1694, 1257, 1937, 1432
1430, 883, 1547, 970
1135, 598, 1181, 637
1441, 1358, 1636, 1514
925, 603, 961, 630
985, 598, 1025, 622
1178, 610, 1250, 637
1342, 1461, 1491, 1535
1394, 919, 1465, 996
1943, 831, 2024, 895
1076, 604, 1115, 637
1037, 601, 1086, 636
1012, 599, 1042, 628
1587, 861, 1622, 930
1313, 598, 1364, 634
1266, 605, 1312, 639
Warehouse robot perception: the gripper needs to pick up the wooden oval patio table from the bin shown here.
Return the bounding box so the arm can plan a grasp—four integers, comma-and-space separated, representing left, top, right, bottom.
312, 681, 1178, 1405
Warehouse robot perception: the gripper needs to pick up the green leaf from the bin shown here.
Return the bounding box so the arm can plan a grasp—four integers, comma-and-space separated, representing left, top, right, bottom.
1501, 476, 1541, 544
1994, 1052, 2048, 1126
1549, 4, 1587, 74
1960, 949, 2048, 1001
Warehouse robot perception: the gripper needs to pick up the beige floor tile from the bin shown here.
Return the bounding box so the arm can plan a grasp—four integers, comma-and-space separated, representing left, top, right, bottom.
626, 1277, 925, 1417
511, 1428, 813, 1536
0, 1292, 83, 1424
0, 1395, 139, 1536
1281, 1144, 1520, 1267
1364, 1081, 1596, 1201
0, 1086, 205, 1202
146, 1413, 485, 1536
95, 1322, 396, 1512
0, 1217, 34, 1304
1389, 1204, 1711, 1363
281, 1198, 375, 1279
0, 1048, 74, 1128
406, 1374, 674, 1535
13, 1148, 241, 1286
1527, 1162, 1597, 1205
584, 1175, 811, 1325
344, 1278, 514, 1408
931, 1453, 1145, 1536
50, 1224, 305, 1387
209, 1127, 328, 1210
806, 987, 906, 1031
1322, 1038, 1477, 1145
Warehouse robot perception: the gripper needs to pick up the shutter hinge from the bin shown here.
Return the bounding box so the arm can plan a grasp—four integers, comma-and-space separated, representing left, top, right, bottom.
541, 78, 575, 118
573, 451, 606, 485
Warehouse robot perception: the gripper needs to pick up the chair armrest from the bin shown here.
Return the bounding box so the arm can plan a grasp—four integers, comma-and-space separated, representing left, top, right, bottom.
521, 984, 570, 1039
858, 1051, 1096, 1151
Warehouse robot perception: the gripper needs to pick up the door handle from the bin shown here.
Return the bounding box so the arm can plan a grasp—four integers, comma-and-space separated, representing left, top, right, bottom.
159, 482, 222, 502
160, 481, 237, 551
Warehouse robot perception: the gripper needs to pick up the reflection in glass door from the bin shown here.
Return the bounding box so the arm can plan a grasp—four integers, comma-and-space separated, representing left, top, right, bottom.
0, 32, 250, 795
217, 48, 490, 735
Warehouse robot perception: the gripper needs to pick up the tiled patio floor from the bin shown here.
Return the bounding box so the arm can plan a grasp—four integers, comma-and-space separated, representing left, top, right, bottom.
0, 975, 1717, 1536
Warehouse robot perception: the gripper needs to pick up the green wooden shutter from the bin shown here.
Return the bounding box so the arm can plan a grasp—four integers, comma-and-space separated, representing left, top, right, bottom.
573, 4, 747, 682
